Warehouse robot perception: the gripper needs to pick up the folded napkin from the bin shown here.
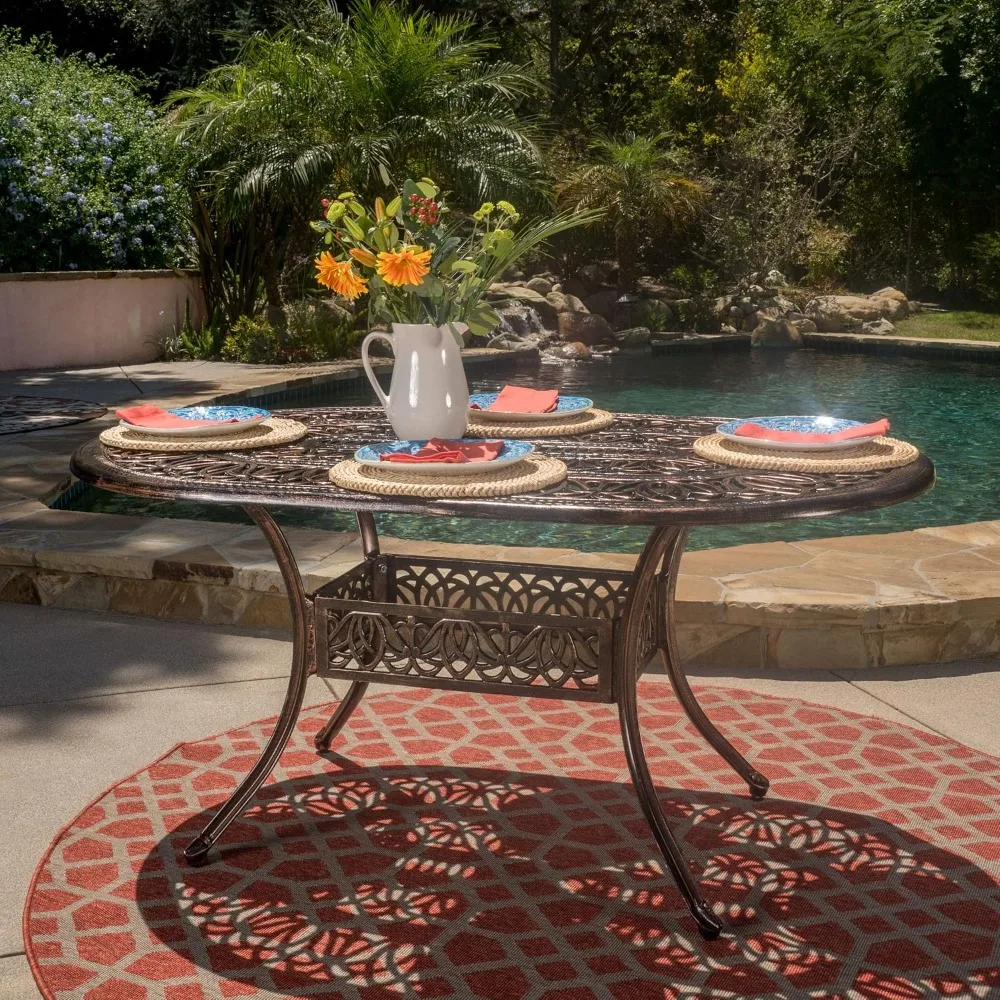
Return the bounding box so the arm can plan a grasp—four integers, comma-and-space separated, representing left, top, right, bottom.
734, 417, 890, 444
380, 438, 504, 464
116, 404, 238, 430
472, 385, 559, 414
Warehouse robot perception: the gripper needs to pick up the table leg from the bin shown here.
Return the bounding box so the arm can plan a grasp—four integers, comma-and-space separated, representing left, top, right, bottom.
617, 527, 724, 940
659, 529, 769, 801
313, 512, 377, 752
184, 505, 311, 866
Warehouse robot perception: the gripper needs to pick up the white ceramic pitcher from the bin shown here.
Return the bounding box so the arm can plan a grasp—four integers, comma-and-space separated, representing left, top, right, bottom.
361, 322, 470, 440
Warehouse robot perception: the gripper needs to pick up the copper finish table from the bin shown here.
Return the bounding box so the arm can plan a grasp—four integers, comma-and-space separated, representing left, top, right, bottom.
71, 407, 934, 940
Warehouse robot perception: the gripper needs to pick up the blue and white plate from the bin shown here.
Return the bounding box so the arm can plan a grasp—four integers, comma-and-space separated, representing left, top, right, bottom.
355, 439, 534, 476
469, 392, 593, 424
119, 405, 270, 439
717, 415, 881, 452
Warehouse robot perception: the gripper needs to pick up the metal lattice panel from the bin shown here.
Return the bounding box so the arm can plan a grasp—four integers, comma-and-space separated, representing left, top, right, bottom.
71, 406, 934, 526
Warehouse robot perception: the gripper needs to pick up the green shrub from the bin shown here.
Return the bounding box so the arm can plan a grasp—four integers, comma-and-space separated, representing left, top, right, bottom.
0, 34, 189, 272
220, 316, 280, 363
969, 232, 1000, 305
284, 299, 363, 360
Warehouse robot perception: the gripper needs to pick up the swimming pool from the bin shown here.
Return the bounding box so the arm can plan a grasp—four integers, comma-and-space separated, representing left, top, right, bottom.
63, 347, 999, 552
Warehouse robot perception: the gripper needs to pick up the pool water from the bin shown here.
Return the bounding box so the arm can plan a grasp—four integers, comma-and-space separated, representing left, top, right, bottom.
65, 349, 998, 553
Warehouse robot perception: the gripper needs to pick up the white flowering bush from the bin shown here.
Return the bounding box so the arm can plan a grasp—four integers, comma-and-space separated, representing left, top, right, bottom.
0, 36, 190, 272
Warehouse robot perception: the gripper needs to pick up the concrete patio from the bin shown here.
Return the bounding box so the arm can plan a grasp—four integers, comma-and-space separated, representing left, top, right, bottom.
2, 601, 998, 998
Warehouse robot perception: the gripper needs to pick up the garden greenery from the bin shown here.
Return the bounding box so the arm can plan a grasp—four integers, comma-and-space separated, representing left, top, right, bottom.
0, 33, 189, 272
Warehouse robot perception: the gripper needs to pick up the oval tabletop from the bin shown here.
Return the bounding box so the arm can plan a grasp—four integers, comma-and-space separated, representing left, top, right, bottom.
70, 407, 935, 527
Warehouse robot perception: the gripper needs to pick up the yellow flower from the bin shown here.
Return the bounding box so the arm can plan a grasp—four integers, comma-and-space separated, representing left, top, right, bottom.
314, 252, 368, 300
349, 247, 379, 268
376, 245, 433, 287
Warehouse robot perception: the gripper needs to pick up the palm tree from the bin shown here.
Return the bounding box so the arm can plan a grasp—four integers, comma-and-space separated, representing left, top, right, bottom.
168, 0, 545, 308
557, 132, 707, 291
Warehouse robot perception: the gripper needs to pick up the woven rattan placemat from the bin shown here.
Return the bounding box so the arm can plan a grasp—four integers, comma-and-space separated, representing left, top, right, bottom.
693, 434, 919, 472
100, 418, 308, 452
329, 455, 567, 498
465, 408, 614, 438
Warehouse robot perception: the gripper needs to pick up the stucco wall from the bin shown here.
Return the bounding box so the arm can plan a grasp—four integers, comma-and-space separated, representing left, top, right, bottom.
0, 270, 205, 371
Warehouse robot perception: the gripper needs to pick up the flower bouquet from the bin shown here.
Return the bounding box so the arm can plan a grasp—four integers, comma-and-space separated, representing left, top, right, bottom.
311, 178, 595, 441
312, 177, 592, 343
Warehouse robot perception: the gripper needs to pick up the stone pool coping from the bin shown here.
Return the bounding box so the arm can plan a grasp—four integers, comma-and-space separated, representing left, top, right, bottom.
2, 345, 999, 670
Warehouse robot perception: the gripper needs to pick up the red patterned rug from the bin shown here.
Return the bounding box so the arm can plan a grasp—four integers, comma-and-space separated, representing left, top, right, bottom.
24, 680, 1000, 999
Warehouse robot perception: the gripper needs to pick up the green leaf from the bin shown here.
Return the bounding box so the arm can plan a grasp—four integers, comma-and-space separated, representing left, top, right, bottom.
324, 231, 333, 244
451, 259, 477, 273
385, 195, 402, 218
342, 216, 365, 241
385, 222, 399, 246
372, 226, 388, 251
378, 163, 392, 187
466, 303, 500, 336
309, 221, 325, 233
348, 200, 367, 218
416, 180, 437, 199
412, 276, 444, 298
402, 179, 420, 203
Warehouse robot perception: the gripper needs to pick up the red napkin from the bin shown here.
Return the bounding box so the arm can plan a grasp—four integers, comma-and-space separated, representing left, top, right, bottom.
734, 418, 890, 444
472, 385, 559, 414
116, 404, 238, 429
380, 438, 504, 464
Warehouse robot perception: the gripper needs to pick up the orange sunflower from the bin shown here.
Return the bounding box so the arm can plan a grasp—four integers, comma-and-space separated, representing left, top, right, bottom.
376, 245, 433, 287
314, 252, 368, 300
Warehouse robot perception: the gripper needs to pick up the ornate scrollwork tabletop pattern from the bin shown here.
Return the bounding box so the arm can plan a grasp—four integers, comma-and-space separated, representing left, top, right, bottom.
70, 406, 934, 525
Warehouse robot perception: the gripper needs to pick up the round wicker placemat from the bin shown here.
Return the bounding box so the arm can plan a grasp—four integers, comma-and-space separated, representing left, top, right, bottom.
466, 408, 614, 438
99, 417, 308, 452
329, 455, 567, 498
693, 434, 919, 473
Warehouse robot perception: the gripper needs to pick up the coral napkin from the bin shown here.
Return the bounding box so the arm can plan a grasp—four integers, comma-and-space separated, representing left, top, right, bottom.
733, 418, 890, 444
473, 386, 559, 413
380, 438, 504, 464
116, 405, 238, 429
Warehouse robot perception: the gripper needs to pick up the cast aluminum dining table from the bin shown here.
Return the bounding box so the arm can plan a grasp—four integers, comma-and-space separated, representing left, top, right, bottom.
71, 407, 935, 940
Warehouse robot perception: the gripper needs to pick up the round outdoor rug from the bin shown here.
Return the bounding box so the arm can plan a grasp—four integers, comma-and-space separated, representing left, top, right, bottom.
0, 395, 107, 435
25, 681, 1000, 999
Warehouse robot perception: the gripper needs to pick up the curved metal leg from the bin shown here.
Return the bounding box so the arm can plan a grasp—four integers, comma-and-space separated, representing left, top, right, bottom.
617, 527, 724, 941
314, 681, 369, 751
313, 512, 378, 752
659, 529, 769, 801
184, 505, 311, 867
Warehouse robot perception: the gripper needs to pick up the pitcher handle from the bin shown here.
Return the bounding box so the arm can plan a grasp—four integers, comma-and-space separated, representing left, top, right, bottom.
361, 332, 393, 411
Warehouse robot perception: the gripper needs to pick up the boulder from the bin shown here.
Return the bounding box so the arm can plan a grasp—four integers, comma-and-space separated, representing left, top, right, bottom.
861, 318, 896, 335
553, 340, 592, 360
635, 275, 684, 299
720, 323, 739, 336
487, 332, 534, 351
545, 290, 588, 315
712, 295, 735, 318
751, 318, 803, 349
488, 285, 557, 329
613, 326, 652, 348
576, 262, 616, 292
525, 276, 553, 296
584, 288, 620, 321
805, 291, 909, 331
871, 286, 907, 304
765, 269, 787, 287
558, 311, 613, 346
789, 316, 818, 335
